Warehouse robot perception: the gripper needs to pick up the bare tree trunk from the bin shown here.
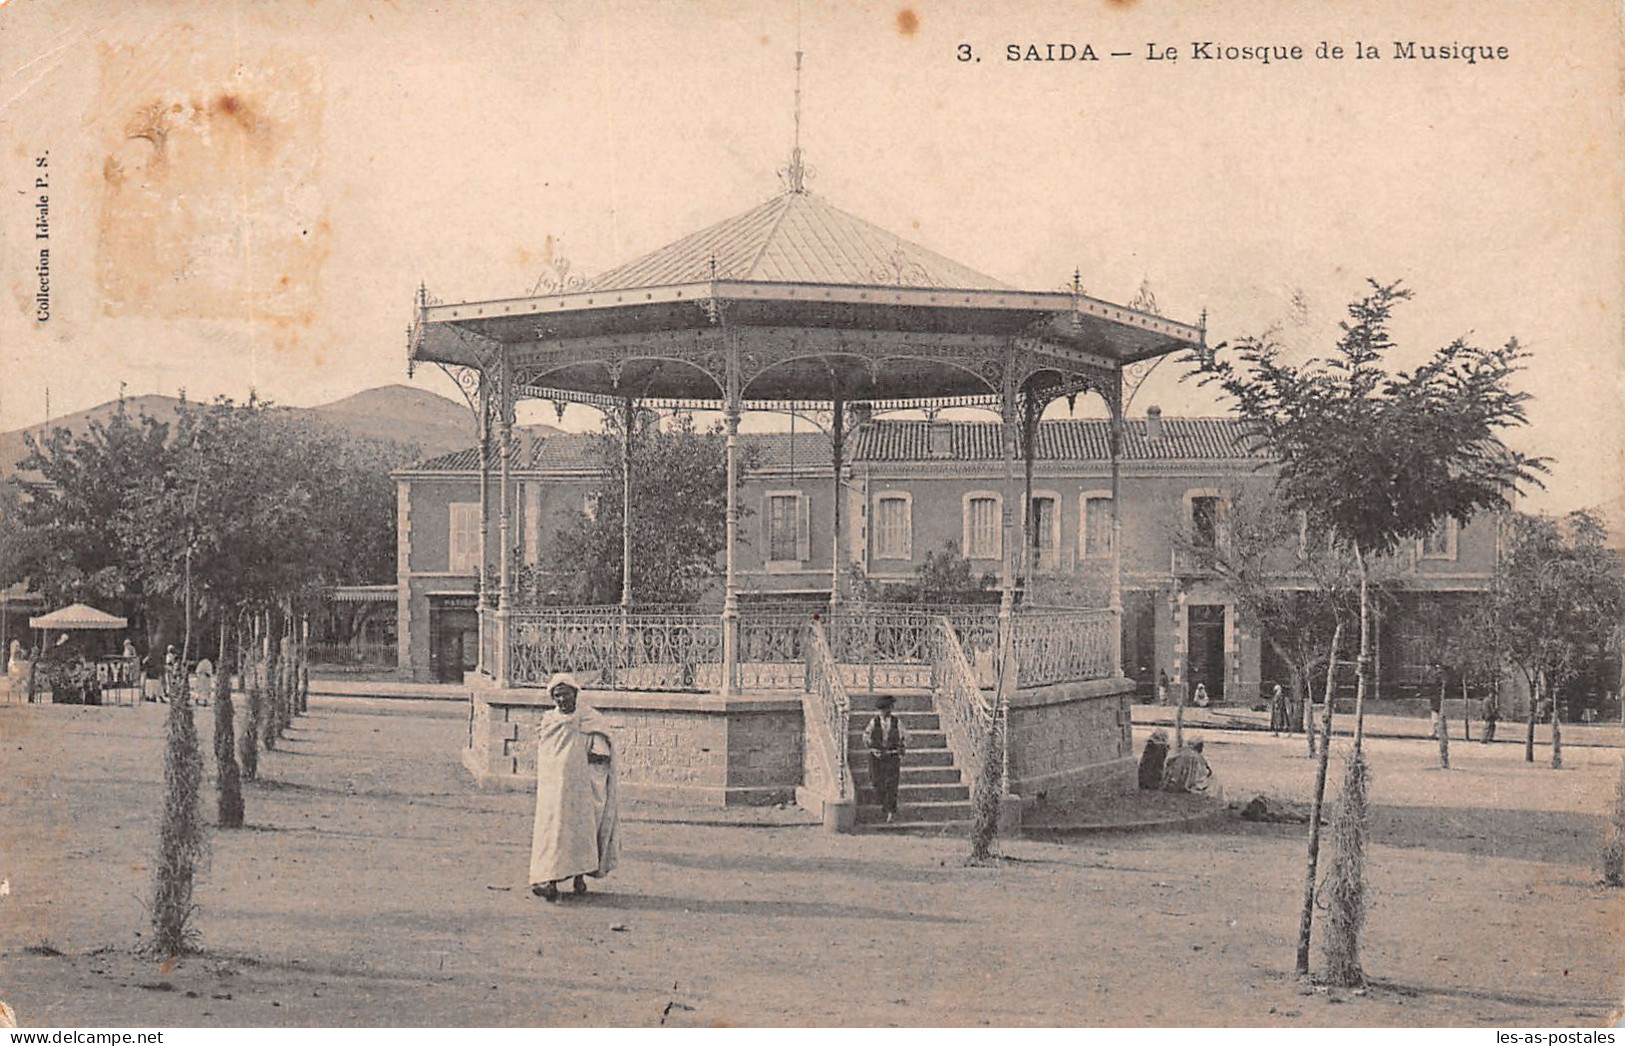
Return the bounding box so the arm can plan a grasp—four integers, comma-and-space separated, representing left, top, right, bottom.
1551, 688, 1563, 770
1436, 676, 1451, 769
212, 617, 244, 828
237, 619, 260, 780
1462, 676, 1472, 742
1525, 672, 1540, 764
1353, 549, 1371, 752
1295, 619, 1344, 977
1174, 677, 1187, 751
1320, 548, 1374, 987
969, 625, 1013, 863
151, 670, 203, 957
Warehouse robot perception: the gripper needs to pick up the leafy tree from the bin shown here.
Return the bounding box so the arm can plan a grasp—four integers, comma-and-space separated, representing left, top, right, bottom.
10, 399, 177, 646
1191, 280, 1544, 987
1491, 510, 1625, 766
541, 411, 741, 606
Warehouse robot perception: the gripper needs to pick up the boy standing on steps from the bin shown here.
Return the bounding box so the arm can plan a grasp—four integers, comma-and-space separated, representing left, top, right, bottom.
864, 694, 908, 822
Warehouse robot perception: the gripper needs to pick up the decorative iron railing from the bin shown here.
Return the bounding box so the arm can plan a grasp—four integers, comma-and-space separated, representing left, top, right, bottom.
930, 617, 997, 797
821, 606, 940, 691
803, 619, 851, 801
736, 607, 811, 690
1008, 606, 1117, 688
307, 641, 396, 669
507, 609, 723, 691
493, 601, 1115, 693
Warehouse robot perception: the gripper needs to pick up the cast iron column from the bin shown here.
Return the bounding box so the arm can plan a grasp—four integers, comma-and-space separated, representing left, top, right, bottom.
720, 348, 741, 696
1108, 371, 1125, 677
621, 396, 635, 610
476, 375, 491, 674
1020, 389, 1039, 595
829, 396, 845, 606
494, 350, 514, 687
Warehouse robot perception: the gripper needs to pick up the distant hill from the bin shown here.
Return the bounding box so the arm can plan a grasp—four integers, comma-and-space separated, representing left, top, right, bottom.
0, 384, 555, 478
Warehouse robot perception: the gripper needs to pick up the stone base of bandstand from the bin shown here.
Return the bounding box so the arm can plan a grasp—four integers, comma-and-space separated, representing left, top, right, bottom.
1004, 677, 1140, 823
461, 674, 1139, 822
462, 680, 805, 806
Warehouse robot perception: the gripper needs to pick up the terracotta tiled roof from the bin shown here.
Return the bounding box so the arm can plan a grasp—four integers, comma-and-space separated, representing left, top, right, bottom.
401, 418, 1261, 474
401, 431, 832, 474
584, 191, 1008, 292
849, 418, 1263, 463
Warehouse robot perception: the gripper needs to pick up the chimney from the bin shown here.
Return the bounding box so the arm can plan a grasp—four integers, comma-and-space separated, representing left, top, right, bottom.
928, 419, 953, 458
1145, 406, 1164, 442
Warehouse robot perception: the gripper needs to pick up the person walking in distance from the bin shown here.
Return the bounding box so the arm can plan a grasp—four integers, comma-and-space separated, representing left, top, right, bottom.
865, 694, 907, 823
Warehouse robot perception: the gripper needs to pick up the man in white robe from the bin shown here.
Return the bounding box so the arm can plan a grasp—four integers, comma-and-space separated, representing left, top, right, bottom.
529, 673, 620, 901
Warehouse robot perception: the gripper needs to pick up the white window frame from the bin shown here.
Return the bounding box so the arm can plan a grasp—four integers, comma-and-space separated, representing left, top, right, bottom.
448, 502, 481, 576
1419, 517, 1459, 560
962, 491, 1003, 561
1078, 490, 1114, 560
764, 489, 810, 565
873, 492, 914, 561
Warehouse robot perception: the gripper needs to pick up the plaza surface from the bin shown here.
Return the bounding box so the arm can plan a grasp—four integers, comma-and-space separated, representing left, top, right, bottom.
0, 696, 1620, 1027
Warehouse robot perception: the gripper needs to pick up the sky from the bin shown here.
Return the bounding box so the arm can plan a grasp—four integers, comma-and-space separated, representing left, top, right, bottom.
1, 0, 1620, 517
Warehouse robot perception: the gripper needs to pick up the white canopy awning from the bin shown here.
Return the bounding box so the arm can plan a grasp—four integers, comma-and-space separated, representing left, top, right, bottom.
30, 603, 129, 630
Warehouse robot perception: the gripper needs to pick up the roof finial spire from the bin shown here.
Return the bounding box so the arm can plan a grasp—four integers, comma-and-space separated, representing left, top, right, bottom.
787, 41, 806, 193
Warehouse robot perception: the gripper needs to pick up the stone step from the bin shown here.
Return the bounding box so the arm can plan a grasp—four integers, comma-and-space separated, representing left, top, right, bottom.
847, 691, 935, 713
868, 747, 953, 768
854, 781, 971, 804
849, 728, 946, 750
855, 800, 973, 824
884, 765, 963, 785
849, 710, 941, 733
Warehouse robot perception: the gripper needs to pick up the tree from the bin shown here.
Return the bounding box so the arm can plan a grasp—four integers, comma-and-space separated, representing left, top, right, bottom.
1167, 482, 1387, 973
1191, 280, 1544, 987
10, 399, 178, 646
1492, 510, 1625, 766
542, 411, 740, 606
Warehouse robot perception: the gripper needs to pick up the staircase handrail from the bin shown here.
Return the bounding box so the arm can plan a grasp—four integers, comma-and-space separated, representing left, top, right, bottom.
931, 616, 995, 799
803, 619, 852, 801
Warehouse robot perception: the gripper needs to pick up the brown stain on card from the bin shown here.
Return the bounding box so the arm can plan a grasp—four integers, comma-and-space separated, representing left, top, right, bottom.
94, 29, 329, 334
895, 8, 919, 37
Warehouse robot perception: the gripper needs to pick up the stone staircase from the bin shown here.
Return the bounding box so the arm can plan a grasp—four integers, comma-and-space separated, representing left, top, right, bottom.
847, 689, 974, 833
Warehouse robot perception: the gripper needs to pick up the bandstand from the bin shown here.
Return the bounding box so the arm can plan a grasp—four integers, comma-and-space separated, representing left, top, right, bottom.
407, 170, 1205, 829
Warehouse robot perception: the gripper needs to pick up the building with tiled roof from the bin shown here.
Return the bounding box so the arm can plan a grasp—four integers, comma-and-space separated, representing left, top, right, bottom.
391, 412, 1499, 710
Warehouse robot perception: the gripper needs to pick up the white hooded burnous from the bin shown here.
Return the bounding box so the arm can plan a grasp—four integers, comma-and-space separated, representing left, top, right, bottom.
528, 673, 620, 893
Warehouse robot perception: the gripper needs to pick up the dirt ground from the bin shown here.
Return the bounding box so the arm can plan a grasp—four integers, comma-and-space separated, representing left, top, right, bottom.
1, 698, 1620, 1027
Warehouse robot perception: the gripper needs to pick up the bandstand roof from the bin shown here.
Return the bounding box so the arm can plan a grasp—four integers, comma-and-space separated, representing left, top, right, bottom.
585, 191, 1009, 292
409, 187, 1206, 407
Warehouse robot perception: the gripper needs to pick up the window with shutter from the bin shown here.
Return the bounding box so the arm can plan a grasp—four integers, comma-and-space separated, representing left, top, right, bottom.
767, 493, 800, 563
964, 494, 1002, 560
875, 495, 912, 560
796, 492, 812, 562
1081, 494, 1113, 558
448, 503, 480, 575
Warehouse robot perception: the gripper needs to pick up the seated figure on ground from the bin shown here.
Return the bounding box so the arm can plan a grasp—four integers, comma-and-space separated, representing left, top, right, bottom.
1162, 738, 1217, 795
1138, 729, 1171, 790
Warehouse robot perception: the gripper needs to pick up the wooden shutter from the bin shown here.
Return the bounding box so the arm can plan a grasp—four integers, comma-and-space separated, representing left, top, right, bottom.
796, 493, 811, 562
